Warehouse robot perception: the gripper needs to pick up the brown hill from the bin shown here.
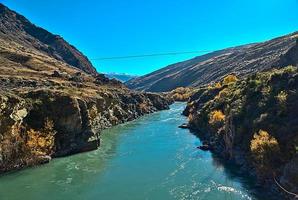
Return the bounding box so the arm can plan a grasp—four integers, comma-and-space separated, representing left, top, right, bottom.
126, 32, 298, 92
0, 3, 96, 75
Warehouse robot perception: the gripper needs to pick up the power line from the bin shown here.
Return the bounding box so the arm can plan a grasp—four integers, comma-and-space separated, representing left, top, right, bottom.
273, 176, 298, 198
90, 50, 213, 60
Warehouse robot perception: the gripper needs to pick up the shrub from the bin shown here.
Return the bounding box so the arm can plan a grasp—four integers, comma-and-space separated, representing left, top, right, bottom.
172, 93, 183, 101
216, 88, 229, 99
276, 90, 288, 104
250, 130, 280, 175
261, 86, 271, 96
283, 65, 297, 73
138, 103, 149, 111
223, 74, 238, 85
170, 87, 193, 101
26, 118, 56, 156
214, 82, 222, 89
209, 110, 225, 125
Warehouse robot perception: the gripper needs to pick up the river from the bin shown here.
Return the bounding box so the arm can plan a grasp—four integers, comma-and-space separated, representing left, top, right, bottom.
0, 102, 261, 200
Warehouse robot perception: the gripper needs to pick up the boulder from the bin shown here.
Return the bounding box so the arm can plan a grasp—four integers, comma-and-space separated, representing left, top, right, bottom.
51, 70, 62, 78
197, 144, 212, 151
178, 123, 189, 129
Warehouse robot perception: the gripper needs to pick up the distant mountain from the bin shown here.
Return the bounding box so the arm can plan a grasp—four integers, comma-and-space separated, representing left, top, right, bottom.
126, 32, 298, 92
105, 73, 138, 82
0, 3, 96, 75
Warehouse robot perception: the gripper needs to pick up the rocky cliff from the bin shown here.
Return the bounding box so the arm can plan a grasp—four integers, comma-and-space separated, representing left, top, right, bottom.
0, 88, 171, 173
126, 32, 298, 92
184, 66, 298, 199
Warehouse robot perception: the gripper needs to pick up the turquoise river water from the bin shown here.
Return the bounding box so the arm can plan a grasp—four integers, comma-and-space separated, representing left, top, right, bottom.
0, 103, 263, 200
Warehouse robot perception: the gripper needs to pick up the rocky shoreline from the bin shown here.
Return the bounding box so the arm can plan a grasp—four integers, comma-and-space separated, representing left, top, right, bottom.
183, 67, 298, 200
0, 88, 173, 173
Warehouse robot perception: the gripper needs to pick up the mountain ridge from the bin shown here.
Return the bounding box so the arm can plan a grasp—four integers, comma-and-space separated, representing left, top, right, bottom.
105, 73, 138, 82
0, 3, 97, 75
126, 31, 298, 92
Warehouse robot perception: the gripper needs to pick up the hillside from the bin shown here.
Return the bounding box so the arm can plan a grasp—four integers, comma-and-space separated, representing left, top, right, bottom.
0, 3, 96, 75
126, 32, 298, 92
184, 67, 298, 198
0, 4, 172, 173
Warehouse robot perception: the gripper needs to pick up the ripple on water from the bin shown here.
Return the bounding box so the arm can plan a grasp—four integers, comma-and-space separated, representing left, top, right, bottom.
0, 103, 257, 200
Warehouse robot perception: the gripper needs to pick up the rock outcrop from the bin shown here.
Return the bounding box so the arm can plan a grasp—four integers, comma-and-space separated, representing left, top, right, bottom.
0, 88, 172, 173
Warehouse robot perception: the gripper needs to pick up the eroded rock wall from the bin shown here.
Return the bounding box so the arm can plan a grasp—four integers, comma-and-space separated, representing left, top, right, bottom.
0, 89, 172, 173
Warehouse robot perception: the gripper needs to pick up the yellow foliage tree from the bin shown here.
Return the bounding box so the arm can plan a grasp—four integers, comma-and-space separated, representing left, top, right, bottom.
214, 82, 222, 89
276, 90, 288, 104
209, 110, 225, 125
250, 130, 280, 175
223, 74, 238, 85
170, 87, 192, 101
216, 88, 229, 99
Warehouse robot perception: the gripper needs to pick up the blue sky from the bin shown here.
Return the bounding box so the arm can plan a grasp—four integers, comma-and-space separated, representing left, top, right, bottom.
2, 0, 298, 75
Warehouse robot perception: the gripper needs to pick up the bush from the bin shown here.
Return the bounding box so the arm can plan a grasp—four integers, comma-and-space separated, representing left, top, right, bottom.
250, 130, 280, 175
223, 74, 238, 85
138, 102, 149, 112
170, 87, 193, 101
214, 82, 222, 89
26, 118, 56, 156
216, 88, 229, 99
209, 110, 225, 125
276, 90, 288, 104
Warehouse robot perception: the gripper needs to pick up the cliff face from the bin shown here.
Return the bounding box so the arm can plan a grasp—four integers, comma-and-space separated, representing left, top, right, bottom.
184, 67, 298, 199
0, 3, 96, 74
126, 32, 298, 92
0, 88, 171, 173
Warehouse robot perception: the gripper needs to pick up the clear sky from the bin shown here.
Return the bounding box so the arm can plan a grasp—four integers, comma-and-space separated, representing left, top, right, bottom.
1, 0, 298, 75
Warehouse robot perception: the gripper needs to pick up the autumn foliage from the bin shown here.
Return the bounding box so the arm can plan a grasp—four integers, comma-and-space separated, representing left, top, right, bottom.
169, 87, 193, 101
223, 74, 238, 85
209, 110, 225, 125
26, 119, 56, 156
250, 130, 280, 175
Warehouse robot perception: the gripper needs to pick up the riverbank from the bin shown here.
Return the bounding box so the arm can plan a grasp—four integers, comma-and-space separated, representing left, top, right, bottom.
184, 67, 298, 199
0, 103, 258, 200
0, 88, 172, 174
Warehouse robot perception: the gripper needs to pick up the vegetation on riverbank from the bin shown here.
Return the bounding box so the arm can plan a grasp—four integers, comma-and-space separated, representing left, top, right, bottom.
184, 66, 298, 198
167, 87, 195, 101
